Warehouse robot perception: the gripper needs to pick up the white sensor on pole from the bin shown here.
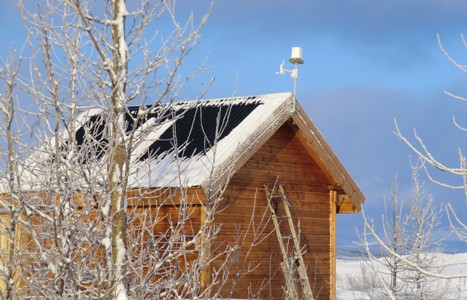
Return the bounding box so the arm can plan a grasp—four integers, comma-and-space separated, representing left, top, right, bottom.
276, 47, 304, 113
289, 47, 304, 64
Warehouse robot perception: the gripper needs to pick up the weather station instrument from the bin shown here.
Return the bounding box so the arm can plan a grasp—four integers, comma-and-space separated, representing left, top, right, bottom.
277, 47, 304, 113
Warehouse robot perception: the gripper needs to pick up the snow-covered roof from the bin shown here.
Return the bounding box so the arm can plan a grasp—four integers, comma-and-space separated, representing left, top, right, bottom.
127, 92, 293, 188
8, 93, 291, 191
6, 92, 364, 210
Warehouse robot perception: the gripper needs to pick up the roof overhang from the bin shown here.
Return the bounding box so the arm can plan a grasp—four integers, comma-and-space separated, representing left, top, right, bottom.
290, 101, 365, 213
205, 93, 364, 212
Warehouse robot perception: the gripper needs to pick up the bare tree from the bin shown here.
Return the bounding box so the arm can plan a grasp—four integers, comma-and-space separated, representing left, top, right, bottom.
0, 47, 29, 300
361, 176, 409, 299
356, 32, 467, 299
361, 162, 446, 299
381, 176, 410, 298
0, 2, 279, 298
379, 34, 467, 284
0, 0, 272, 299
406, 162, 446, 299
394, 34, 467, 246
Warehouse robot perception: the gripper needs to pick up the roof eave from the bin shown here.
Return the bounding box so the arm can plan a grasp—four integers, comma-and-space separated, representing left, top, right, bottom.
291, 101, 365, 212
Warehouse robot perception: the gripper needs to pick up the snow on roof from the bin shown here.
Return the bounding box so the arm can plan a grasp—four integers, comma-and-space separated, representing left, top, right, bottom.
6, 92, 293, 192
128, 92, 293, 188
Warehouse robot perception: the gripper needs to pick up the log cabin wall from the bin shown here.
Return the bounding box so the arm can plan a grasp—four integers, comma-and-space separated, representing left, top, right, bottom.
0, 188, 207, 297
126, 187, 206, 291
212, 122, 336, 299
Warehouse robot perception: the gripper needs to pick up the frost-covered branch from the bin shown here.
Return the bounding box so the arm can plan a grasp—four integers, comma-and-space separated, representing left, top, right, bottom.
361, 164, 449, 299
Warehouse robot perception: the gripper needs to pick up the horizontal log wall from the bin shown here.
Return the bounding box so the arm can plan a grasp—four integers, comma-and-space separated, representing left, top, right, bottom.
0, 188, 206, 297
212, 123, 335, 299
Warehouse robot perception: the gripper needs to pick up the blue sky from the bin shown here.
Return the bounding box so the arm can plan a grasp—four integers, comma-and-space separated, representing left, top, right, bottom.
2, 1, 467, 250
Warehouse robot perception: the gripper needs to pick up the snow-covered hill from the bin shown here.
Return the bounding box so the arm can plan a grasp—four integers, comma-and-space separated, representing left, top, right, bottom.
336, 253, 467, 299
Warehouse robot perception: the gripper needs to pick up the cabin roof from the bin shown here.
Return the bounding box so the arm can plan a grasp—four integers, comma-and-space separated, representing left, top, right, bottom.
127, 93, 291, 189
13, 92, 365, 211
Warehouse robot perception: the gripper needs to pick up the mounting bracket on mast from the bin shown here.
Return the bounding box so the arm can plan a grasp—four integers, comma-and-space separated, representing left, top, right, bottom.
276, 47, 304, 113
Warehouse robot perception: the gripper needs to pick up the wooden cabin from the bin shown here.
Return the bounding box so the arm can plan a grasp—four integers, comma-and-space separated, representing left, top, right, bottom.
121, 92, 364, 299
0, 92, 364, 299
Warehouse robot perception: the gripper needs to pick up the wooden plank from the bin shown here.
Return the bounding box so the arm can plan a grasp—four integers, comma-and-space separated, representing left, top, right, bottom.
251, 145, 322, 163
212, 240, 332, 257
215, 222, 330, 239
5, 187, 207, 210
234, 167, 329, 185
215, 261, 332, 276
215, 236, 332, 252
199, 206, 210, 292
219, 203, 334, 218
222, 192, 332, 212
330, 190, 337, 300
127, 187, 206, 206
242, 159, 323, 176
215, 223, 331, 237
337, 196, 359, 213
128, 206, 201, 230
228, 176, 329, 195
215, 211, 331, 224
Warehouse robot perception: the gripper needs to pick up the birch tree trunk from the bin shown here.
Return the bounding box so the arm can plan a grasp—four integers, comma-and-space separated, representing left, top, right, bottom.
108, 1, 129, 298
0, 49, 22, 300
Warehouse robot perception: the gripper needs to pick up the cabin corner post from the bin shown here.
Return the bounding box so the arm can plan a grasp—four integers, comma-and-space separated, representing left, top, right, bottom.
329, 190, 337, 300
0, 208, 28, 296
0, 209, 9, 294
199, 205, 211, 293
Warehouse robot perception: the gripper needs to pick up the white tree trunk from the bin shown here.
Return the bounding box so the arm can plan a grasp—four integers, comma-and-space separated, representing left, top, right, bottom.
108, 1, 129, 298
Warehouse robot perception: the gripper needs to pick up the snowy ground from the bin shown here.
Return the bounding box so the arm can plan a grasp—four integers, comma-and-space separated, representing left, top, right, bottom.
336, 253, 467, 299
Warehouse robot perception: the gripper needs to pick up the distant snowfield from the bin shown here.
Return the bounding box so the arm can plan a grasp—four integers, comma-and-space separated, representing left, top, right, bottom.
336, 253, 467, 299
